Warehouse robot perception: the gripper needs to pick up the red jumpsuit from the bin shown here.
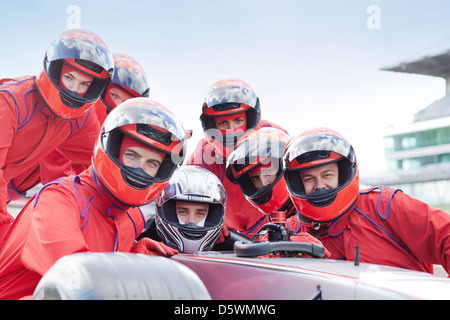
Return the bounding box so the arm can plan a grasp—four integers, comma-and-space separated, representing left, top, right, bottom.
0, 76, 100, 242
0, 168, 146, 300
187, 120, 288, 236
288, 186, 450, 274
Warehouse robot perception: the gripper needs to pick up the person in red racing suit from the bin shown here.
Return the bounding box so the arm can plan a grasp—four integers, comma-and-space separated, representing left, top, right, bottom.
187, 78, 288, 241
284, 127, 450, 274
0, 98, 186, 299
0, 29, 116, 243
38, 53, 151, 185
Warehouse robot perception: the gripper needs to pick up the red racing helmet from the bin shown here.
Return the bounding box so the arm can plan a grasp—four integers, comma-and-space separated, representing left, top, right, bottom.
200, 78, 261, 159
36, 29, 114, 120
92, 97, 187, 207
283, 128, 359, 223
226, 127, 295, 217
98, 53, 150, 114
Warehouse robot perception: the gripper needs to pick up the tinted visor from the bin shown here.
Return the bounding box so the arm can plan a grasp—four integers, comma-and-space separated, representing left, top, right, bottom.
284, 132, 353, 170
103, 104, 186, 148
228, 137, 286, 178
203, 86, 259, 111
113, 65, 149, 97
46, 38, 114, 76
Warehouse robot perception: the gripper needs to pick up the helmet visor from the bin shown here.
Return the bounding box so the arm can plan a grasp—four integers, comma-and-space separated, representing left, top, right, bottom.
203, 86, 259, 111
159, 170, 226, 208
113, 64, 149, 97
103, 103, 186, 148
46, 38, 113, 76
284, 132, 353, 170
228, 136, 286, 178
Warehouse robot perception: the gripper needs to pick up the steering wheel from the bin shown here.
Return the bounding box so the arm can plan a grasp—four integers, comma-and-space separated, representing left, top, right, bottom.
234, 239, 326, 258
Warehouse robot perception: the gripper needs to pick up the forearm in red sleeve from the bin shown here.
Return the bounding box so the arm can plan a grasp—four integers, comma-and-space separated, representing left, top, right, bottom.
388, 191, 450, 274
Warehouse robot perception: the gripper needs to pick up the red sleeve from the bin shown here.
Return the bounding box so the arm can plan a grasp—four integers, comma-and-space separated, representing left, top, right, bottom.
21, 185, 89, 276
0, 87, 19, 225
186, 138, 212, 168
39, 149, 76, 184
387, 191, 450, 273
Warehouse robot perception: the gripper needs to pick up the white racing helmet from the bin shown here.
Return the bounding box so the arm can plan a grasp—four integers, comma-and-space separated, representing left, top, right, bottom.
155, 166, 226, 253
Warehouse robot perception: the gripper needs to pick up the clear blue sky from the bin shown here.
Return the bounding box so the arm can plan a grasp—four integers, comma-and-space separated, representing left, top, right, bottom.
2, 0, 450, 177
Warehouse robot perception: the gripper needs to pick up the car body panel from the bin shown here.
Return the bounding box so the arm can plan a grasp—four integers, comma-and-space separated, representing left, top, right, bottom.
172, 252, 450, 300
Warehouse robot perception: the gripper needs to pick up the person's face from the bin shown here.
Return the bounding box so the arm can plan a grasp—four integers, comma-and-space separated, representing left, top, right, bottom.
176, 201, 209, 225
121, 146, 164, 177
108, 86, 134, 107
299, 162, 339, 194
215, 116, 246, 130
60, 70, 93, 95
249, 167, 278, 190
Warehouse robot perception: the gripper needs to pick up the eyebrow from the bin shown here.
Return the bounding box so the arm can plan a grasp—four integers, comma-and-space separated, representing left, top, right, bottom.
302, 169, 335, 177
176, 206, 208, 212
147, 158, 162, 166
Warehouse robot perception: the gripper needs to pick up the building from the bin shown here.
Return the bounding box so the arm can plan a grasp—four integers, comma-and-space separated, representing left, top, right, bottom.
361, 51, 450, 211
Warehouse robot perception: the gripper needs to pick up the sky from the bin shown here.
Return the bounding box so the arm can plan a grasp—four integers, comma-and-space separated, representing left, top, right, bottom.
1, 0, 450, 179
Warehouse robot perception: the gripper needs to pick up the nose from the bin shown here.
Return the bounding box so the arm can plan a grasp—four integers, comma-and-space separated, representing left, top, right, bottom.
183, 213, 193, 224
66, 81, 85, 94
314, 177, 327, 191
229, 120, 242, 130
260, 175, 273, 188
64, 81, 77, 92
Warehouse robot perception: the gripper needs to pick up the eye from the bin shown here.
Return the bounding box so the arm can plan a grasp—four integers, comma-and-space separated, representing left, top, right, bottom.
302, 176, 313, 183
216, 121, 227, 129
124, 151, 136, 159
146, 160, 161, 169
176, 209, 188, 216
234, 117, 245, 125
323, 172, 335, 179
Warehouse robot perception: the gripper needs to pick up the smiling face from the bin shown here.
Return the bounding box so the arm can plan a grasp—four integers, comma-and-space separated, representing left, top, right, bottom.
299, 162, 339, 194
176, 201, 209, 225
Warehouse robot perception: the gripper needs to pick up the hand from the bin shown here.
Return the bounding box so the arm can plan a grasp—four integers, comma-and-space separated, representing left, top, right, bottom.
216, 222, 231, 244
131, 237, 178, 256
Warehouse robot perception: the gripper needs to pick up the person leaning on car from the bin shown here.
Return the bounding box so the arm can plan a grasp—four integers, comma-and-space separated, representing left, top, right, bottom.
186, 78, 289, 242
0, 98, 185, 299
0, 29, 113, 244
283, 127, 450, 275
